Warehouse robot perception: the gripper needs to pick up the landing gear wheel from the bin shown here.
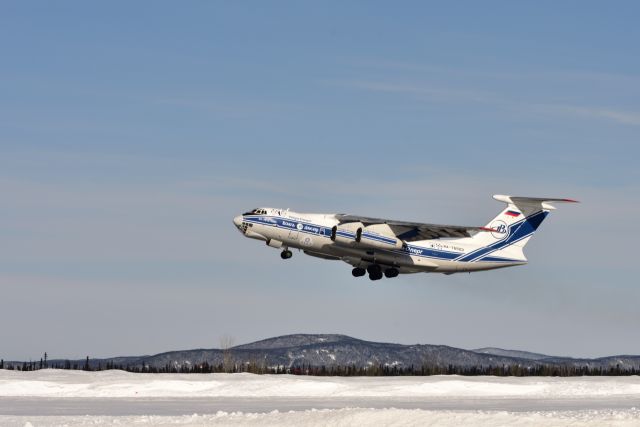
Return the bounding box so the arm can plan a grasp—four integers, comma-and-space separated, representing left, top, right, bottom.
367, 264, 383, 281
384, 268, 399, 278
368, 271, 383, 281
280, 250, 293, 259
366, 264, 382, 275
352, 267, 366, 277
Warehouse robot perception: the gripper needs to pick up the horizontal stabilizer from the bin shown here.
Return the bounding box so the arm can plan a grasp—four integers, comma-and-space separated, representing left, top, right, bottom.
493, 195, 579, 210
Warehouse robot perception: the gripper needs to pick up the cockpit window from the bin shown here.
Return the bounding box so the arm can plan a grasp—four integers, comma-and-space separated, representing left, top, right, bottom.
243, 208, 267, 216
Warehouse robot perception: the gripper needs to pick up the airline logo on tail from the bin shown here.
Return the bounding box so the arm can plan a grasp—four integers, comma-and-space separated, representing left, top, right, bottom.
490, 221, 508, 238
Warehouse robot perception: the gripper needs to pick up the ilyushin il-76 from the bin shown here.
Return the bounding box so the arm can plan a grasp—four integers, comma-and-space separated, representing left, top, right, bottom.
233, 195, 577, 280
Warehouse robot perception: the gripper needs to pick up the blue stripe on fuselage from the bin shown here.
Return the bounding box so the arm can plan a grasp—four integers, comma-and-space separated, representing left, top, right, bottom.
361, 232, 397, 245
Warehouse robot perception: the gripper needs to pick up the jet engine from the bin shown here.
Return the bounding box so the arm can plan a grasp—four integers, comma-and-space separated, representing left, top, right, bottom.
355, 224, 403, 250
330, 222, 364, 246
332, 223, 402, 250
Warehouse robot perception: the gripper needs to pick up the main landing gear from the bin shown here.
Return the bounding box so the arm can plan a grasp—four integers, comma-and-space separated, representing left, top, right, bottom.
352, 265, 399, 280
280, 249, 293, 259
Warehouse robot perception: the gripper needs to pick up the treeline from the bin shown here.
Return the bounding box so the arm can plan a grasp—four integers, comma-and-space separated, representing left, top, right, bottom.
1, 358, 638, 376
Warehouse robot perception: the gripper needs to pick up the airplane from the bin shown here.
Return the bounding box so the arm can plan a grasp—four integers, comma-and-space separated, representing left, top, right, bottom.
233, 195, 577, 280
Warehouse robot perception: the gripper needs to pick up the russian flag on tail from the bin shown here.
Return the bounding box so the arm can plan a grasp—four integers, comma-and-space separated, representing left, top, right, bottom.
505, 210, 521, 217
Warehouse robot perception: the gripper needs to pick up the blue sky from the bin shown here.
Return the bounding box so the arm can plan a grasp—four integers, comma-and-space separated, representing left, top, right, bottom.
1, 1, 639, 360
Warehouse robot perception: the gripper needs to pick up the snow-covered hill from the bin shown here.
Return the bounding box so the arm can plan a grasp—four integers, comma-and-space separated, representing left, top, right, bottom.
17, 334, 640, 372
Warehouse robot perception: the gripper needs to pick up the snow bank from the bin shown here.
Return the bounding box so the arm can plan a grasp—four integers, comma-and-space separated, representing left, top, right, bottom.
0, 370, 639, 399
1, 408, 639, 427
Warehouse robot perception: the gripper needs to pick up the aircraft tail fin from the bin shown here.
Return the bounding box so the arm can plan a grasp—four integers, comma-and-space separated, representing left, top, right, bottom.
466, 195, 578, 263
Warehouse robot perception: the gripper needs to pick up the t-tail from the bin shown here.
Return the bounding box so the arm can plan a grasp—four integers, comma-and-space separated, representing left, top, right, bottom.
463, 195, 578, 264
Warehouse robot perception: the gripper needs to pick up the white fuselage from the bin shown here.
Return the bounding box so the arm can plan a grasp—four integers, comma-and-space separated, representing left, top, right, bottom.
233, 208, 525, 275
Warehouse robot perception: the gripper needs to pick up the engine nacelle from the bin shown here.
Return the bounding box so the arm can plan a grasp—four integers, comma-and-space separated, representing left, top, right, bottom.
332, 223, 402, 250
356, 224, 403, 250
331, 222, 364, 246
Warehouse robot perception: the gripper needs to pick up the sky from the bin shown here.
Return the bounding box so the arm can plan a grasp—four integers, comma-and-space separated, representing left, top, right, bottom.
1, 1, 639, 360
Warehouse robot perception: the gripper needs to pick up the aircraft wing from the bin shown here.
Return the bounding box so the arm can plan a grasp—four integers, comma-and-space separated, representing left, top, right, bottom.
335, 214, 493, 241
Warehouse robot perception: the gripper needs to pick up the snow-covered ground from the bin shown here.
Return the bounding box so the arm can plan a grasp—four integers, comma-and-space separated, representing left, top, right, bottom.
2, 369, 640, 398
4, 408, 640, 427
0, 370, 639, 426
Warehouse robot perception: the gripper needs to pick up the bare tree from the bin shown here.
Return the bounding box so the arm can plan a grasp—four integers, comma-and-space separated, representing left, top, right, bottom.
220, 335, 235, 373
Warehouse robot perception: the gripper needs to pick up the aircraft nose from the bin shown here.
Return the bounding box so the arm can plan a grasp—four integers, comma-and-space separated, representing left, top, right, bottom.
233, 215, 243, 227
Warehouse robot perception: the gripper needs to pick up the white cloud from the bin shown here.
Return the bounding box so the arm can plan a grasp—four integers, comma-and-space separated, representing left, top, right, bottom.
538, 105, 640, 126
338, 79, 640, 126
353, 58, 640, 89
336, 80, 505, 105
